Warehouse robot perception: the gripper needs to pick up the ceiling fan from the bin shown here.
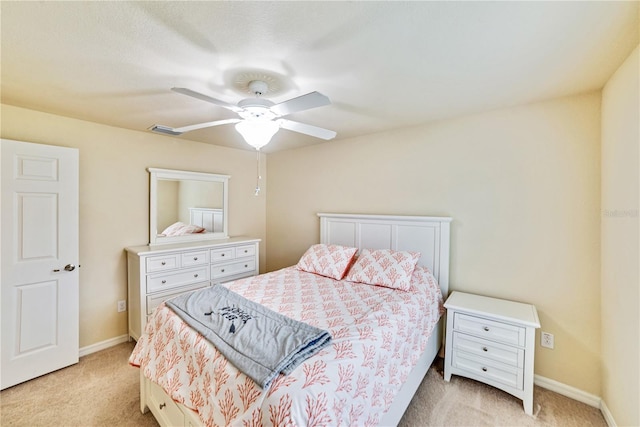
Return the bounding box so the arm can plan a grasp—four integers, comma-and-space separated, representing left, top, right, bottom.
149, 80, 337, 150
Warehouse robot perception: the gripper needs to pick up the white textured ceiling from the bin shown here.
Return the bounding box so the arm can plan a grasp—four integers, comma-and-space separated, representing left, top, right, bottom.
1, 1, 638, 152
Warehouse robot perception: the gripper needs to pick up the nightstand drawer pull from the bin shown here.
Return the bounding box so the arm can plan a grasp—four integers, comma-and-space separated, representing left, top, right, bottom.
161, 280, 166, 284
194, 257, 198, 260
159, 403, 166, 409
482, 347, 488, 352
483, 326, 490, 331
161, 261, 166, 265
194, 274, 198, 278
482, 367, 488, 372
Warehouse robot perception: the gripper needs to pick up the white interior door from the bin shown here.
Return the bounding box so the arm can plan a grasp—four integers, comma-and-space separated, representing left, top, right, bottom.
1, 139, 79, 390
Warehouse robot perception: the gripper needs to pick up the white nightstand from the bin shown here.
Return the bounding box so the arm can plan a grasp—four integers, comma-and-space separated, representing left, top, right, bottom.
443, 291, 540, 415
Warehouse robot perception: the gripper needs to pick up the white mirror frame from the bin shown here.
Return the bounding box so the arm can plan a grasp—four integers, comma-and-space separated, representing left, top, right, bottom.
149, 168, 230, 246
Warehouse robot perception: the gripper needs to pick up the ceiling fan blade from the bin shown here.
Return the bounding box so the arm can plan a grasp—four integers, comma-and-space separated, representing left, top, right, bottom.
149, 119, 240, 135
148, 124, 184, 136
171, 87, 243, 113
270, 92, 331, 116
278, 119, 337, 140
174, 118, 241, 133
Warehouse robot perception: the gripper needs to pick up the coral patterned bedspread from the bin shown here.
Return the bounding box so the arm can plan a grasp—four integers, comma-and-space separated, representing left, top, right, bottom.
129, 266, 443, 427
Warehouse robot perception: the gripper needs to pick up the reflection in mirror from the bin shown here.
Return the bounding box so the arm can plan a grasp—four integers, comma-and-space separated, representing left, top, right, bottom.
149, 168, 230, 245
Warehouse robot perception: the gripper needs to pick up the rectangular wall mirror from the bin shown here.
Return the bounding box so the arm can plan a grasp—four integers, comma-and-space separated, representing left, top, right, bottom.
149, 168, 229, 246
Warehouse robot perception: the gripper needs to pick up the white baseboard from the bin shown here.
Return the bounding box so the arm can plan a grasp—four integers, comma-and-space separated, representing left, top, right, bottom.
78, 334, 130, 357
534, 375, 617, 426
599, 399, 617, 427
534, 374, 601, 408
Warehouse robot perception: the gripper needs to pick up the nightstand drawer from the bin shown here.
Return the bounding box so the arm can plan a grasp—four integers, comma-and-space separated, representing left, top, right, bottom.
211, 259, 256, 280
454, 313, 526, 346
453, 350, 523, 390
147, 266, 210, 292
181, 250, 209, 267
452, 331, 524, 368
146, 254, 180, 273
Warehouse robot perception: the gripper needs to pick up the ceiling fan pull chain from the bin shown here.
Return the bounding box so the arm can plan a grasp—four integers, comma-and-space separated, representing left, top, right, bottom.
254, 149, 262, 196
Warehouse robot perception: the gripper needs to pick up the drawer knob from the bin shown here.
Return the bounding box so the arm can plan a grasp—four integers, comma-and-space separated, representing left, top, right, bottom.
245, 264, 248, 268
221, 253, 225, 257
194, 274, 199, 278
482, 367, 488, 372
194, 257, 198, 260
221, 269, 225, 272
244, 250, 248, 253
161, 261, 166, 265
159, 403, 166, 410
483, 326, 490, 332
482, 347, 488, 352
161, 280, 166, 284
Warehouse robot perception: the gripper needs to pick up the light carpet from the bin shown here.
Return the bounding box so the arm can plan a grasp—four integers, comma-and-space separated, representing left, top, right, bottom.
0, 342, 606, 426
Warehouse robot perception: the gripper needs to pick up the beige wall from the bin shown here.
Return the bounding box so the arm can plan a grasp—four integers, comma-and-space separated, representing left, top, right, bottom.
601, 45, 639, 426
267, 93, 602, 394
0, 104, 267, 348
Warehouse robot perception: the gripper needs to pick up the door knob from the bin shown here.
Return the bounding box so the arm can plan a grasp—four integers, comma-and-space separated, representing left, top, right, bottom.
64, 264, 76, 272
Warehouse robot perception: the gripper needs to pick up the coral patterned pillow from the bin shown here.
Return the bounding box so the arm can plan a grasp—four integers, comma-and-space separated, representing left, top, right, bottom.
345, 249, 421, 291
296, 244, 358, 280
160, 222, 205, 236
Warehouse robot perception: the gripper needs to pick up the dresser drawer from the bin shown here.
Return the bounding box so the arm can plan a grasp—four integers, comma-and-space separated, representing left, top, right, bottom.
147, 379, 185, 426
147, 266, 210, 293
146, 254, 180, 273
146, 282, 210, 315
211, 247, 235, 263
452, 331, 524, 368
235, 244, 256, 258
454, 313, 526, 347
453, 350, 523, 390
211, 259, 256, 280
181, 250, 209, 267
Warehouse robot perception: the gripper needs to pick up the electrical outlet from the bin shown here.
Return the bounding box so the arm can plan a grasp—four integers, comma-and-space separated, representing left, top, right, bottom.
541, 331, 554, 349
117, 300, 126, 313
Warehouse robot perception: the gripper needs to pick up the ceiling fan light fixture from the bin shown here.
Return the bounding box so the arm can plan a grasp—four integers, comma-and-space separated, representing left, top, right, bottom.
235, 120, 279, 150
154, 82, 335, 152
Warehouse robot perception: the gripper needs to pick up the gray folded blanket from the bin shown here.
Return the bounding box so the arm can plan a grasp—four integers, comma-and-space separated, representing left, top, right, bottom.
165, 285, 332, 390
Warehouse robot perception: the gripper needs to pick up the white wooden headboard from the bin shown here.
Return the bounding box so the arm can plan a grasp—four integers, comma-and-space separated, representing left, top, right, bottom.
318, 213, 452, 297
189, 207, 224, 233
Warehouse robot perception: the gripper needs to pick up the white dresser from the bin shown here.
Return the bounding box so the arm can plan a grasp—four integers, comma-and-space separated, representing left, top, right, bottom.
443, 291, 540, 415
126, 237, 260, 341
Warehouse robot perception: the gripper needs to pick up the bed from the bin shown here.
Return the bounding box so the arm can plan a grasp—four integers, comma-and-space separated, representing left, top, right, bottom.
130, 213, 452, 426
